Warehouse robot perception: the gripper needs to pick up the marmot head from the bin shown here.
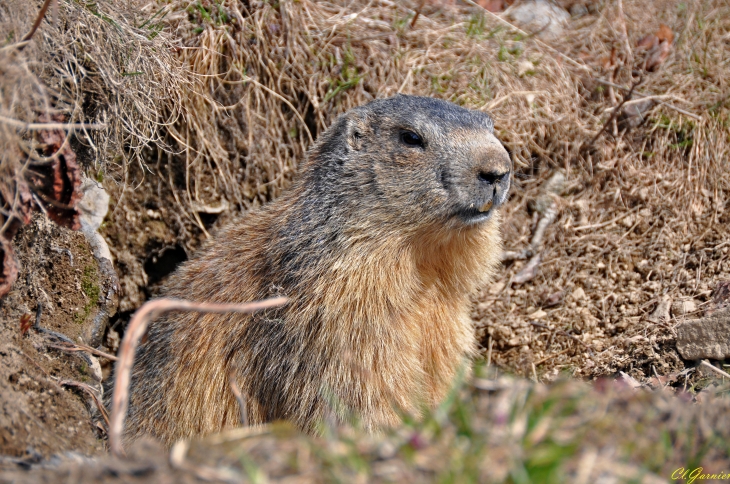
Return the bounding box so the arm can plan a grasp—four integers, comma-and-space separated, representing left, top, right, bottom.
304, 95, 511, 233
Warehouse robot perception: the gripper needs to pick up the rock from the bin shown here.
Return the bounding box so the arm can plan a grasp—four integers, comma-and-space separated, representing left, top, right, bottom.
635, 259, 650, 277
87, 355, 103, 383
707, 280, 730, 315
647, 295, 671, 323
517, 59, 535, 77
570, 286, 586, 302
542, 290, 563, 307
507, 0, 570, 39
569, 3, 588, 16
620, 213, 636, 228
529, 309, 547, 319
578, 308, 598, 330
78, 177, 112, 262
676, 309, 730, 360
77, 177, 119, 347
530, 170, 565, 214
671, 299, 698, 318
618, 99, 657, 130
488, 279, 506, 295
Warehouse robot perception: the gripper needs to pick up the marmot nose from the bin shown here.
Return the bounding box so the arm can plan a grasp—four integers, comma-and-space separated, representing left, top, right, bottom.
477, 170, 510, 185
475, 142, 511, 187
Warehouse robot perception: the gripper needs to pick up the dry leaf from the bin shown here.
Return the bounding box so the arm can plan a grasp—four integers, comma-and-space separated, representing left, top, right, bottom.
478, 0, 506, 12
0, 238, 19, 299
637, 24, 674, 72
28, 116, 83, 230
601, 46, 618, 70
656, 23, 674, 43
636, 34, 658, 51
20, 314, 32, 336
645, 40, 672, 71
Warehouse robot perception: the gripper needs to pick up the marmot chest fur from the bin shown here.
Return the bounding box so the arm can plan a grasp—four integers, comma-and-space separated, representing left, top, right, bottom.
124, 95, 511, 445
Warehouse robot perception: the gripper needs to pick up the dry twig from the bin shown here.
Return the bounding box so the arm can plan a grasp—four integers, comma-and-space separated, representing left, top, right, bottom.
47, 342, 118, 362
109, 296, 288, 457
19, 0, 55, 46
573, 206, 641, 232
588, 76, 643, 146
529, 321, 595, 356
59, 379, 110, 429
700, 360, 730, 380
0, 115, 105, 131
513, 253, 542, 285
593, 79, 701, 120
534, 347, 572, 366
530, 202, 559, 251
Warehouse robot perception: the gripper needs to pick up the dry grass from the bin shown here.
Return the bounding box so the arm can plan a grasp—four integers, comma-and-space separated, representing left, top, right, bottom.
0, 0, 193, 296
0, 10, 57, 295
475, 0, 730, 382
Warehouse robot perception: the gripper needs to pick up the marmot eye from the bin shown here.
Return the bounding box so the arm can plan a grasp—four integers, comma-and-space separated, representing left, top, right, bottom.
400, 131, 424, 147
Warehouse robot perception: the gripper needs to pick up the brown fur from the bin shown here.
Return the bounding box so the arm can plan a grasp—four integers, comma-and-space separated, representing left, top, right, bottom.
122, 95, 511, 445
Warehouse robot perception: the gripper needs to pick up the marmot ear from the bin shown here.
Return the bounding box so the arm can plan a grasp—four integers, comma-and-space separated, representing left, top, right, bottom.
345, 111, 368, 151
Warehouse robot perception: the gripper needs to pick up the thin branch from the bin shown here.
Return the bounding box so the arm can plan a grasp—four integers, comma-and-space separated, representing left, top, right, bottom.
410, 0, 425, 28
530, 201, 558, 251
593, 79, 702, 120
529, 320, 595, 356
486, 336, 493, 369
109, 296, 288, 457
534, 347, 572, 366
0, 115, 105, 131
513, 253, 541, 284
47, 342, 118, 362
59, 379, 110, 429
588, 76, 643, 146
20, 0, 55, 46
700, 360, 730, 380
615, 0, 633, 67
573, 206, 640, 232
501, 250, 530, 261
603, 95, 674, 113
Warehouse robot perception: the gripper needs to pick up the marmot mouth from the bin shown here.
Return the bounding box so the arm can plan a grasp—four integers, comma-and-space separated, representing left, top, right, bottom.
455, 205, 495, 225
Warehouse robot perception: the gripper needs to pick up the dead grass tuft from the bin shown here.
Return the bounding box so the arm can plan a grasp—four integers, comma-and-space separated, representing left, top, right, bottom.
0, 45, 50, 295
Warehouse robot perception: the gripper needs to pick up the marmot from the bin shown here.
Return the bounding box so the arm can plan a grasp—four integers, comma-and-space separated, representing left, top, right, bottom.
123, 95, 511, 445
